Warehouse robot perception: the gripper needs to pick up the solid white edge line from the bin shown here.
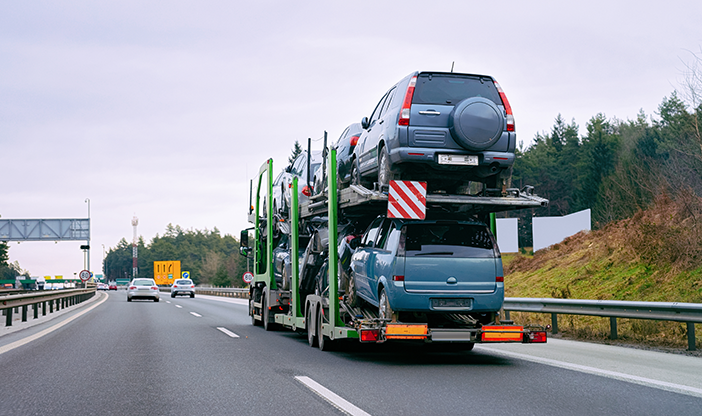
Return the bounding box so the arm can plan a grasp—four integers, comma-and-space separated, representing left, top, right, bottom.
0, 291, 109, 356
216, 327, 240, 338
190, 312, 202, 317
295, 376, 371, 416
478, 346, 702, 398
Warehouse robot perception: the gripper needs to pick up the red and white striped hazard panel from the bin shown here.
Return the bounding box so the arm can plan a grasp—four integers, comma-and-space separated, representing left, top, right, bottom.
387, 180, 427, 220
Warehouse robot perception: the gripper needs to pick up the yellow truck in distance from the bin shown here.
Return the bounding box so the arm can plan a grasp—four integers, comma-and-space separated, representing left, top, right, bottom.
154, 261, 180, 286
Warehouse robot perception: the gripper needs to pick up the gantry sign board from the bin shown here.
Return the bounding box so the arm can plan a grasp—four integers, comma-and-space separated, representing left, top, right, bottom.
0, 219, 90, 241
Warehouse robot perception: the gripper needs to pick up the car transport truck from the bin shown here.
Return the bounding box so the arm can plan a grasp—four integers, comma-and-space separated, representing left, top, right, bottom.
240, 147, 549, 351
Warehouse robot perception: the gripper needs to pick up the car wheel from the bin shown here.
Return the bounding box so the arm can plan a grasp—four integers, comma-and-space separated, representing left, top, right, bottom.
378, 287, 394, 322
190, 293, 195, 298
127, 297, 132, 302
346, 271, 359, 307
317, 306, 334, 351
154, 298, 159, 302
251, 289, 262, 326
306, 304, 317, 347
377, 147, 399, 188
350, 159, 365, 188
171, 293, 175, 298
262, 292, 275, 331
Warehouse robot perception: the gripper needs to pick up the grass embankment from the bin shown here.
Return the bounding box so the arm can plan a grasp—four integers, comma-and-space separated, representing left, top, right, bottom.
503, 192, 702, 351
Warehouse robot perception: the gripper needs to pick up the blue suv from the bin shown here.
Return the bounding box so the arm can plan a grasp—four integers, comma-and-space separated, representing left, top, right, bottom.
348, 216, 504, 322
351, 71, 516, 192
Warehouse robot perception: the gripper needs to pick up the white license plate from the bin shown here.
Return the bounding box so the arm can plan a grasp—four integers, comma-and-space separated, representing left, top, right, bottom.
438, 154, 478, 166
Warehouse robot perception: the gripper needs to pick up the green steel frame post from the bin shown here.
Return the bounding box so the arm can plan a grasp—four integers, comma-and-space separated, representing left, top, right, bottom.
328, 148, 343, 327
489, 212, 497, 236
291, 177, 302, 319
253, 159, 275, 289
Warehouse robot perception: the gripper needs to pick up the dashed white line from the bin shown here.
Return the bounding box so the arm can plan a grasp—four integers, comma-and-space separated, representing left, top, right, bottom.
190, 312, 202, 317
175, 305, 183, 309
295, 376, 371, 416
216, 327, 240, 338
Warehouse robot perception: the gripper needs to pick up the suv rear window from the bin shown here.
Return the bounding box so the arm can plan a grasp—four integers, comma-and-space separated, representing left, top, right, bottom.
412, 73, 501, 106
402, 223, 495, 258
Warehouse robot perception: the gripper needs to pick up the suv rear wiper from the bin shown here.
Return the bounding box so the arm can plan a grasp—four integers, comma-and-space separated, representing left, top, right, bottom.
414, 251, 454, 256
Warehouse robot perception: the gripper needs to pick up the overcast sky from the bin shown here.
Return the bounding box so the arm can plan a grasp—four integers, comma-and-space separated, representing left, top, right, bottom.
2, 1, 701, 279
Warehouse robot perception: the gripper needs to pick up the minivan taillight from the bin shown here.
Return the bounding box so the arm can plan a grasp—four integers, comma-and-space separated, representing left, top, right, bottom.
398, 76, 417, 126
494, 80, 515, 132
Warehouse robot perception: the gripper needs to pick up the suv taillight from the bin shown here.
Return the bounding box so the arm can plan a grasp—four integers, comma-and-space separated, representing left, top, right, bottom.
494, 80, 515, 132
398, 76, 417, 126
349, 135, 359, 146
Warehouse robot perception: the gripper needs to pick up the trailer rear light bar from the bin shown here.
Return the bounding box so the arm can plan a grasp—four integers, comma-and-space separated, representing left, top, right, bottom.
385, 323, 428, 340
480, 325, 524, 342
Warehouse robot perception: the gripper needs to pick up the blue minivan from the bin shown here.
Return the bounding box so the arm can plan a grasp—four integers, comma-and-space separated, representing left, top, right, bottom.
351, 71, 516, 192
348, 215, 504, 321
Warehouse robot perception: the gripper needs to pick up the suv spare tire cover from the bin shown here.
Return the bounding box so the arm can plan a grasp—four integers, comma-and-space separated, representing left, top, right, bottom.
449, 97, 504, 151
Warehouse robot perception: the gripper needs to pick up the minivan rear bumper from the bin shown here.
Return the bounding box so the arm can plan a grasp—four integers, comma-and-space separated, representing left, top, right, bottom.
387, 282, 504, 313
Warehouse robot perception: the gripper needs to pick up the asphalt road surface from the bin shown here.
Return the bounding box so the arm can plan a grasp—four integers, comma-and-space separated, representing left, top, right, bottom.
1, 291, 701, 416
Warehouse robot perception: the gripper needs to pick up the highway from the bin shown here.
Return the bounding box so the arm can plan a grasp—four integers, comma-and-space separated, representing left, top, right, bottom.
1, 291, 701, 416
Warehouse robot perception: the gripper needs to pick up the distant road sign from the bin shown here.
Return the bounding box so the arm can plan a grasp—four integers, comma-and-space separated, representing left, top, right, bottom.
242, 271, 254, 284
79, 270, 91, 282
182, 271, 190, 279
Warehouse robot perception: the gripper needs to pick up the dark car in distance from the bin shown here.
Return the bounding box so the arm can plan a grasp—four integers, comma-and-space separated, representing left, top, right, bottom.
352, 71, 516, 192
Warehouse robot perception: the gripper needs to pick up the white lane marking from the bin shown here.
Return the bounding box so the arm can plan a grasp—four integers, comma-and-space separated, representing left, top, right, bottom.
175, 305, 183, 309
479, 346, 702, 398
194, 294, 249, 306
295, 376, 371, 416
0, 291, 109, 356
190, 312, 202, 317
166, 301, 171, 304
216, 327, 240, 338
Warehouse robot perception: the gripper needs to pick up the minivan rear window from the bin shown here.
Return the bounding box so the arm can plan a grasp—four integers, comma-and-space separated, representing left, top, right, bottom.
412, 74, 501, 106
402, 223, 495, 258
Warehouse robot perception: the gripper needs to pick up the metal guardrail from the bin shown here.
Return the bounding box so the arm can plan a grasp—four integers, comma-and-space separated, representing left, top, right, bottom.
1, 288, 96, 327
503, 297, 702, 351
158, 287, 248, 298
195, 287, 248, 298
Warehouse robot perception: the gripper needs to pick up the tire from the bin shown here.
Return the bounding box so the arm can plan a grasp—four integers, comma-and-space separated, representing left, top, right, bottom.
127, 297, 132, 302
317, 307, 334, 351
282, 263, 290, 291
377, 147, 398, 188
154, 298, 159, 302
171, 293, 175, 298
350, 159, 365, 187
449, 97, 504, 151
378, 287, 394, 322
346, 271, 359, 307
262, 292, 274, 331
250, 289, 262, 326
190, 293, 195, 298
306, 305, 317, 347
